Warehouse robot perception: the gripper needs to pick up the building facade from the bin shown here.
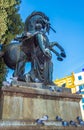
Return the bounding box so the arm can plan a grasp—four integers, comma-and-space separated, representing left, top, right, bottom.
54, 72, 75, 90
54, 71, 84, 120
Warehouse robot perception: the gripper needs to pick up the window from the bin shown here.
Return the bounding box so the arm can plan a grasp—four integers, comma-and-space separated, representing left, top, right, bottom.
81, 91, 84, 94
82, 98, 84, 103
82, 105, 84, 110
79, 85, 83, 90
78, 75, 82, 80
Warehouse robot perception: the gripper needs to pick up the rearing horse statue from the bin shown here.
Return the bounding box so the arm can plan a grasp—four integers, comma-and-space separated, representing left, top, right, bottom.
0, 11, 66, 85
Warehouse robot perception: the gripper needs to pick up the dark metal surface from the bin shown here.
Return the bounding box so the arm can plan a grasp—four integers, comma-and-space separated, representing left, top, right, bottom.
0, 11, 66, 85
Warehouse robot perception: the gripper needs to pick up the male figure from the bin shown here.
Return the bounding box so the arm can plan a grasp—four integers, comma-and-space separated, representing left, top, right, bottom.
13, 12, 54, 85
28, 20, 53, 85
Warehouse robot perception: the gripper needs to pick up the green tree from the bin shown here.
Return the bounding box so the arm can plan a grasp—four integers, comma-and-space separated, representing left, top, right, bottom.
0, 0, 24, 44
0, 7, 8, 42
0, 59, 7, 86
0, 0, 24, 86
0, 0, 18, 43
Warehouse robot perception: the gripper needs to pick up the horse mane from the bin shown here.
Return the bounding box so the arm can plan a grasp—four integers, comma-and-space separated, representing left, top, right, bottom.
26, 11, 49, 22
24, 11, 50, 32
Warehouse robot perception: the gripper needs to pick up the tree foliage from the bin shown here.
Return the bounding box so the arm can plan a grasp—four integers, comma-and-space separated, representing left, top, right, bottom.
0, 59, 7, 86
0, 0, 24, 44
0, 0, 24, 86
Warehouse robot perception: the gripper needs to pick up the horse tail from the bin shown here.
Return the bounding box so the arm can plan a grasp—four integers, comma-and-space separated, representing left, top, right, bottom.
0, 44, 4, 58
0, 51, 4, 57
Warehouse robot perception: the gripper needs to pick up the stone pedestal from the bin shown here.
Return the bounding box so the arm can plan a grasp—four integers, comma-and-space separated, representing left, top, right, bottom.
0, 85, 83, 129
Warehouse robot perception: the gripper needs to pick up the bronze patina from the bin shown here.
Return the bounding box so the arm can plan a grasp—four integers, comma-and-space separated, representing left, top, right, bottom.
0, 11, 66, 85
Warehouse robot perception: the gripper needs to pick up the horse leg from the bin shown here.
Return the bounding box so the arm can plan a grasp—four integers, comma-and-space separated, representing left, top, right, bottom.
13, 50, 27, 81
43, 60, 53, 85
49, 42, 66, 58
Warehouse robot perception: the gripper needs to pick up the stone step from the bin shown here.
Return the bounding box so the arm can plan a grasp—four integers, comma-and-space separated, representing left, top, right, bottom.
0, 125, 84, 130
0, 120, 83, 130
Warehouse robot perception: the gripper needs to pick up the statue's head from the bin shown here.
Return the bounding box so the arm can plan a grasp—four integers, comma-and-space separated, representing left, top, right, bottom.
24, 11, 50, 34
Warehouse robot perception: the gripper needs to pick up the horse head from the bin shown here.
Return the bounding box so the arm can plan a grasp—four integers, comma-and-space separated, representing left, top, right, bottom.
24, 11, 51, 34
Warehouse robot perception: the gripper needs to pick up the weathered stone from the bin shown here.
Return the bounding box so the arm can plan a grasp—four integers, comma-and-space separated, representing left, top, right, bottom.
0, 120, 83, 130
0, 86, 82, 121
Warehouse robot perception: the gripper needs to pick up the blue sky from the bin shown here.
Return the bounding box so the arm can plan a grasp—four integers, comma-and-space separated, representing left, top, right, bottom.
7, 0, 84, 81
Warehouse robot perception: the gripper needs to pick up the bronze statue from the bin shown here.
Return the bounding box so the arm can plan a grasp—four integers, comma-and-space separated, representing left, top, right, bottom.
0, 11, 66, 85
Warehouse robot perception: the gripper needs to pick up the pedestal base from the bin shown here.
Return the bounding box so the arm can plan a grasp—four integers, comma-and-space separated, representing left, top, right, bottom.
0, 85, 83, 129
0, 85, 82, 120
